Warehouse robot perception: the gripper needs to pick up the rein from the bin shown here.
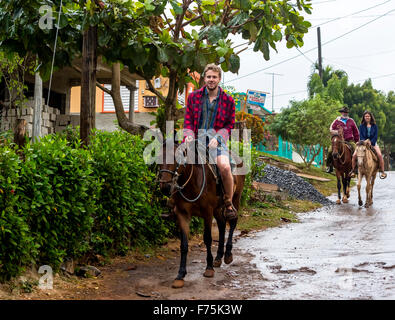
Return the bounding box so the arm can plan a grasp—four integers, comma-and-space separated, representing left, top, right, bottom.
159, 140, 207, 203
332, 135, 346, 165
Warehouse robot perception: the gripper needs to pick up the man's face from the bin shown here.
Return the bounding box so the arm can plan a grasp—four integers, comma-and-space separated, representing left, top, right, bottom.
204, 70, 221, 91
341, 112, 348, 118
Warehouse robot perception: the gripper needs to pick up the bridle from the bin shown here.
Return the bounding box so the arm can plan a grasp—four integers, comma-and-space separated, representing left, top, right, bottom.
158, 140, 207, 203
332, 134, 346, 165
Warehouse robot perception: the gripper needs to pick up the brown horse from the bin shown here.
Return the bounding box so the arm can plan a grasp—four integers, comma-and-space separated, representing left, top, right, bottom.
355, 140, 379, 208
158, 140, 245, 289
331, 129, 353, 204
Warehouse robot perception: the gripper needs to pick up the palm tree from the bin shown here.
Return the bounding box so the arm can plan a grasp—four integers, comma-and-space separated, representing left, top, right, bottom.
308, 63, 347, 98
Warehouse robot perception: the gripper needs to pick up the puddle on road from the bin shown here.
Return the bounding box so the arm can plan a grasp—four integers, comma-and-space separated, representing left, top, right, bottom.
237, 172, 395, 299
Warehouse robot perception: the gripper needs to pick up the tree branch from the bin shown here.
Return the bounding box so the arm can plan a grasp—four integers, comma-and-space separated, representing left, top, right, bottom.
181, 14, 203, 28
163, 12, 175, 35
140, 74, 167, 103
96, 82, 112, 95
72, 64, 113, 95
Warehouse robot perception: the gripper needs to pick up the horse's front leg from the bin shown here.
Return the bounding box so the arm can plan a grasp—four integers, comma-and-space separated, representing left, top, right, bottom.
336, 175, 342, 204
224, 217, 237, 264
364, 174, 372, 208
213, 215, 226, 268
172, 209, 190, 288
342, 174, 349, 203
203, 214, 215, 278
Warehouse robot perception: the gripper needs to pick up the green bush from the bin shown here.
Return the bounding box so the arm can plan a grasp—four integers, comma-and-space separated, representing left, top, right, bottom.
0, 145, 37, 281
88, 130, 168, 255
17, 134, 100, 269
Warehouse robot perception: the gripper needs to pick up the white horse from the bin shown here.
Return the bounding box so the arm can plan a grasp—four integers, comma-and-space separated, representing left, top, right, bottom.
355, 140, 379, 208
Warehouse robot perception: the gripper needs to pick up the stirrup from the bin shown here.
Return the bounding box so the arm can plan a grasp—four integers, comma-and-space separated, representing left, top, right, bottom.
380, 172, 387, 179
223, 204, 238, 221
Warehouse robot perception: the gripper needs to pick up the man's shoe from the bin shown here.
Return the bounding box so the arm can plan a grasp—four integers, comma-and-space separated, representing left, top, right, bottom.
224, 205, 237, 221
349, 167, 358, 178
325, 166, 333, 173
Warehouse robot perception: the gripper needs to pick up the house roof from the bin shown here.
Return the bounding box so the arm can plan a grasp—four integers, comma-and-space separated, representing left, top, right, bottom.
24, 56, 143, 95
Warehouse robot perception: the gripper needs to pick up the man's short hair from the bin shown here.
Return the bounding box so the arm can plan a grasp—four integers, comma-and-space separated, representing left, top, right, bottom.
203, 64, 222, 78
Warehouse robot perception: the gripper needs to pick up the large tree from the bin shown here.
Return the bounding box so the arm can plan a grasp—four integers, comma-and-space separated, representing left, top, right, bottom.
269, 95, 340, 168
0, 0, 313, 139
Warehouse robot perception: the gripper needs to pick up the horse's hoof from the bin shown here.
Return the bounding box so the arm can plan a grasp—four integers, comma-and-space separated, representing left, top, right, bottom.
203, 269, 215, 278
213, 259, 222, 268
224, 254, 233, 264
172, 279, 185, 288
358, 200, 363, 206
342, 198, 348, 203
336, 200, 341, 205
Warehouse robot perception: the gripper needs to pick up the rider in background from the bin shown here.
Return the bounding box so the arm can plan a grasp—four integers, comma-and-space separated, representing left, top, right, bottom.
326, 106, 360, 173
350, 111, 387, 179
183, 63, 237, 221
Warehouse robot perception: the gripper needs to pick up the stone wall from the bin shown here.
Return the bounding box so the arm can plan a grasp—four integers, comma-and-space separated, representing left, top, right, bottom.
0, 100, 60, 136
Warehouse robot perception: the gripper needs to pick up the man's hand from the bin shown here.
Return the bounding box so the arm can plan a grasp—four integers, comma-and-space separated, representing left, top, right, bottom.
208, 138, 218, 149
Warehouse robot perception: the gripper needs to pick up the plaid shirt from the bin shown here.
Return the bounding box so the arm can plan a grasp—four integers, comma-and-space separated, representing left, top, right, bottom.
183, 86, 235, 143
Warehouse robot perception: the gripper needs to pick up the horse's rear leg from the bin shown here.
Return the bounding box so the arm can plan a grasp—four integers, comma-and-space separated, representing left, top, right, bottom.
213, 217, 226, 268
357, 175, 363, 206
224, 190, 241, 264
203, 216, 215, 278
369, 174, 376, 206
224, 218, 237, 264
172, 211, 190, 288
341, 175, 349, 203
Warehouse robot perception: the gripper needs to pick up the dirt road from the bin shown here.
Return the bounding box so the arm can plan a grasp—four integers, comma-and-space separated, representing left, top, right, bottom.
5, 172, 393, 300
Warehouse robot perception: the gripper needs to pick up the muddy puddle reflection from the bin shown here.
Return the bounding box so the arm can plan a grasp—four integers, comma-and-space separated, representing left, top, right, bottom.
237, 172, 395, 299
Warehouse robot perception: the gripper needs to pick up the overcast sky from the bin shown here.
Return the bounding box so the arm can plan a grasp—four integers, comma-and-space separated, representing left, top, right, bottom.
223, 0, 395, 113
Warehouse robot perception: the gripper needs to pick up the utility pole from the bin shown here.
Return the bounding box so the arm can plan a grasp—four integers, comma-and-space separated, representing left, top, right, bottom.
317, 27, 326, 170
317, 27, 323, 80
265, 72, 283, 113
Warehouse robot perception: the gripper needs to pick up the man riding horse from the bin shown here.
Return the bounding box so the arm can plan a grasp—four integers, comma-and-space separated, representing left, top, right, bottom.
326, 106, 360, 173
183, 63, 237, 221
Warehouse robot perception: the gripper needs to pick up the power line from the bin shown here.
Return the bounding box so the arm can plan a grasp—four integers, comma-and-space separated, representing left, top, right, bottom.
327, 48, 395, 59
324, 57, 380, 76
312, 0, 393, 28
225, 8, 395, 84
354, 72, 395, 83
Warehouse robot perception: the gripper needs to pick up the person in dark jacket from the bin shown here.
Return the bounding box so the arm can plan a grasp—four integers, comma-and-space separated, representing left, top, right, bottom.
350, 111, 387, 179
326, 106, 360, 173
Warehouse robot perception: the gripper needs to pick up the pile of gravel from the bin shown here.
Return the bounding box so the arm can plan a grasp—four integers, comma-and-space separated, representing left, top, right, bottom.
254, 164, 334, 206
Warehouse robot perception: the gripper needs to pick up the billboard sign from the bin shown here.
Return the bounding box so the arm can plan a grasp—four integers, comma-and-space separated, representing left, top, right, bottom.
246, 90, 268, 107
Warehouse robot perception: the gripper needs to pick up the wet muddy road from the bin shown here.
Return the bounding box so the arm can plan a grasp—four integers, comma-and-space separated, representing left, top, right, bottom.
238, 172, 395, 299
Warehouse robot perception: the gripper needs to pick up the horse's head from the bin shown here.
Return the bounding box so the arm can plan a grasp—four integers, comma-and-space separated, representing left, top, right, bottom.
356, 141, 368, 165
158, 140, 180, 197
331, 134, 342, 159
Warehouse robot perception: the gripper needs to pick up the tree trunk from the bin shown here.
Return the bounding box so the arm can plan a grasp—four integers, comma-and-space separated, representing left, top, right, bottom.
14, 118, 27, 149
80, 25, 97, 146
32, 72, 42, 142
110, 63, 147, 137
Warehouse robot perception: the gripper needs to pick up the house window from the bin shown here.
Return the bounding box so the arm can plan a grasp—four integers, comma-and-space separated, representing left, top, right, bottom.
144, 96, 158, 108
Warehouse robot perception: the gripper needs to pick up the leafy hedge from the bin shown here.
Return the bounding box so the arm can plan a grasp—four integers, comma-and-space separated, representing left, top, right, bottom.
0, 128, 260, 281
0, 130, 168, 281
0, 146, 37, 281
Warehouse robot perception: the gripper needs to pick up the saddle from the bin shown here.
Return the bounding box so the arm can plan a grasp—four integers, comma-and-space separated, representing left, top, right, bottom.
367, 144, 378, 162
344, 141, 355, 154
